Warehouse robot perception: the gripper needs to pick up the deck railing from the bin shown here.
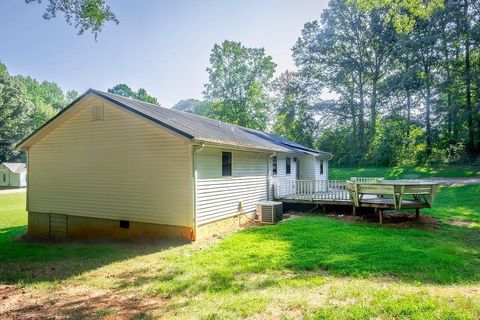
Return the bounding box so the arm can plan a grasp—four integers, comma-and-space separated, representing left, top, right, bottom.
350, 177, 383, 183
272, 179, 350, 200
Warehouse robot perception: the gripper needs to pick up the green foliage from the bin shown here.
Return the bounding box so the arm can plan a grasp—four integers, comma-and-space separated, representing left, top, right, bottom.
26, 0, 119, 39
365, 115, 426, 166
108, 83, 159, 105
135, 88, 159, 105
0, 64, 34, 161
65, 89, 79, 103
15, 75, 68, 129
0, 62, 77, 161
203, 40, 276, 131
172, 98, 208, 114
295, 0, 480, 166
350, 0, 445, 33
271, 71, 317, 148
329, 165, 480, 180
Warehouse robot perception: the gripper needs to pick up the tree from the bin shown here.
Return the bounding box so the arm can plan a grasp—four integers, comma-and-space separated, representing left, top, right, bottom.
292, 0, 480, 165
15, 75, 71, 128
0, 63, 34, 161
350, 0, 444, 32
16, 76, 68, 109
271, 71, 317, 148
135, 88, 159, 105
293, 0, 397, 164
25, 0, 119, 39
203, 40, 276, 131
108, 84, 160, 105
66, 89, 79, 103
172, 99, 208, 115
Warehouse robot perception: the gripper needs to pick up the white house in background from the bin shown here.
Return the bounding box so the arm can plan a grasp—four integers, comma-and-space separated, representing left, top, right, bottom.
16, 89, 332, 241
0, 162, 27, 188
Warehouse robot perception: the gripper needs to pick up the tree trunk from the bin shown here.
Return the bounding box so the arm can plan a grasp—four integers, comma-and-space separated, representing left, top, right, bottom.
358, 73, 366, 157
371, 71, 378, 136
406, 89, 412, 141
425, 64, 432, 156
447, 93, 453, 138
465, 0, 474, 156
442, 22, 454, 142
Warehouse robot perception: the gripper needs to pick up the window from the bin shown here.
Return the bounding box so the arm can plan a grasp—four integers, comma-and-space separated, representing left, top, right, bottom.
320, 159, 324, 175
92, 105, 104, 121
222, 152, 232, 176
119, 220, 130, 229
272, 156, 277, 175
286, 157, 291, 174
2, 174, 5, 182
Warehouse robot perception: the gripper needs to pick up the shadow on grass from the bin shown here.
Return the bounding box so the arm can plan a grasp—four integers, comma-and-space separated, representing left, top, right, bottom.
2, 218, 479, 297
0, 225, 187, 285
259, 217, 480, 283
137, 216, 480, 297
1, 284, 159, 320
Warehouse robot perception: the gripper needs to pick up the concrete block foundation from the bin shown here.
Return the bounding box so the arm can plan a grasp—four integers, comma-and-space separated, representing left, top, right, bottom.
27, 212, 193, 241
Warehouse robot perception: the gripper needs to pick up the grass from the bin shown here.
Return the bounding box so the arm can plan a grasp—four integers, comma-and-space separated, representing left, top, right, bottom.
329, 165, 480, 180
1, 183, 480, 319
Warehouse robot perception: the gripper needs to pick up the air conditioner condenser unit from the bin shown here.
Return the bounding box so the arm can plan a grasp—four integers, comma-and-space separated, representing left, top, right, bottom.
257, 201, 283, 224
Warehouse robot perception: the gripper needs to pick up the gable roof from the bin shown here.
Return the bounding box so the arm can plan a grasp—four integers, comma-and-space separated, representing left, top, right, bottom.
1, 162, 26, 174
17, 89, 331, 157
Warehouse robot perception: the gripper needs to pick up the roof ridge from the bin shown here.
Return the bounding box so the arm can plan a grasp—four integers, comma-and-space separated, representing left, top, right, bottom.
18, 89, 326, 156
91, 89, 163, 108
95, 89, 241, 128
95, 90, 324, 154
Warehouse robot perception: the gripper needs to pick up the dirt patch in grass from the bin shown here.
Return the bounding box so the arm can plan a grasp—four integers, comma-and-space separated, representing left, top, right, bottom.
0, 284, 164, 319
381, 212, 440, 229
446, 219, 477, 228
288, 209, 441, 229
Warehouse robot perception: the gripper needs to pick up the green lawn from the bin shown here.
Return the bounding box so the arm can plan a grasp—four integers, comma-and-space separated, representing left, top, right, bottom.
1, 185, 479, 319
329, 165, 480, 180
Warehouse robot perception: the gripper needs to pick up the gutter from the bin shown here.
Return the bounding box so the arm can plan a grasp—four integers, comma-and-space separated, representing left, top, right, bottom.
191, 143, 205, 241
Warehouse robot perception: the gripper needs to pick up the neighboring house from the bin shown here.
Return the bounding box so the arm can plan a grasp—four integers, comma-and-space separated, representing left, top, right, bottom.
17, 89, 331, 241
0, 162, 27, 188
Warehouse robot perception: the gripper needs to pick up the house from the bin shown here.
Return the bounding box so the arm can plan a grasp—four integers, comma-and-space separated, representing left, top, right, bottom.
17, 89, 331, 241
0, 162, 27, 188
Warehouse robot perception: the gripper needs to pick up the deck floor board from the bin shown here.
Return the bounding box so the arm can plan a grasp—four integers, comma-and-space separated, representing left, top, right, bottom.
276, 195, 428, 209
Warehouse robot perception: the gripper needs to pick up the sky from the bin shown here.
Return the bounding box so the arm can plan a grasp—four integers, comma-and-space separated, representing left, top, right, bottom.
0, 0, 329, 107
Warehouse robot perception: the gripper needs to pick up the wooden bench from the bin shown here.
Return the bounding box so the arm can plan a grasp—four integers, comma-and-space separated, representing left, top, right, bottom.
347, 181, 438, 223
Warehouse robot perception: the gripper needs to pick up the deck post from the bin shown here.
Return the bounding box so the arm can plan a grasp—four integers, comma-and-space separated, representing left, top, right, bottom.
352, 205, 356, 216
376, 208, 383, 224
415, 208, 420, 219
323, 205, 326, 214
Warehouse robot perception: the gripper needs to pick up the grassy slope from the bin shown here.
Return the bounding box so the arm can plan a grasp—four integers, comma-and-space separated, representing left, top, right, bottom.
329, 165, 480, 180
1, 187, 479, 319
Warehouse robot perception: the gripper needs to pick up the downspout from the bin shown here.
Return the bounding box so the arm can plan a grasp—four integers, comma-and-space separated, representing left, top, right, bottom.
267, 152, 277, 201
192, 143, 204, 241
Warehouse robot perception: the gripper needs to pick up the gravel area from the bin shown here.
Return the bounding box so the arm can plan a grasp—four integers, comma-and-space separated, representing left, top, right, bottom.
0, 188, 26, 195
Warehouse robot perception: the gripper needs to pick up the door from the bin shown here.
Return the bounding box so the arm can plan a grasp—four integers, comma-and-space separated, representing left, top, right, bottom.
0, 170, 8, 186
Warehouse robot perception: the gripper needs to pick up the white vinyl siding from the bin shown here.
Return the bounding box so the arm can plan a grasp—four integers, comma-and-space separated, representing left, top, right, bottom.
195, 147, 269, 225
28, 100, 193, 227
268, 153, 297, 179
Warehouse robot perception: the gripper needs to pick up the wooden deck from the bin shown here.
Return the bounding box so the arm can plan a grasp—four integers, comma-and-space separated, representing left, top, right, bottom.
272, 178, 438, 223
